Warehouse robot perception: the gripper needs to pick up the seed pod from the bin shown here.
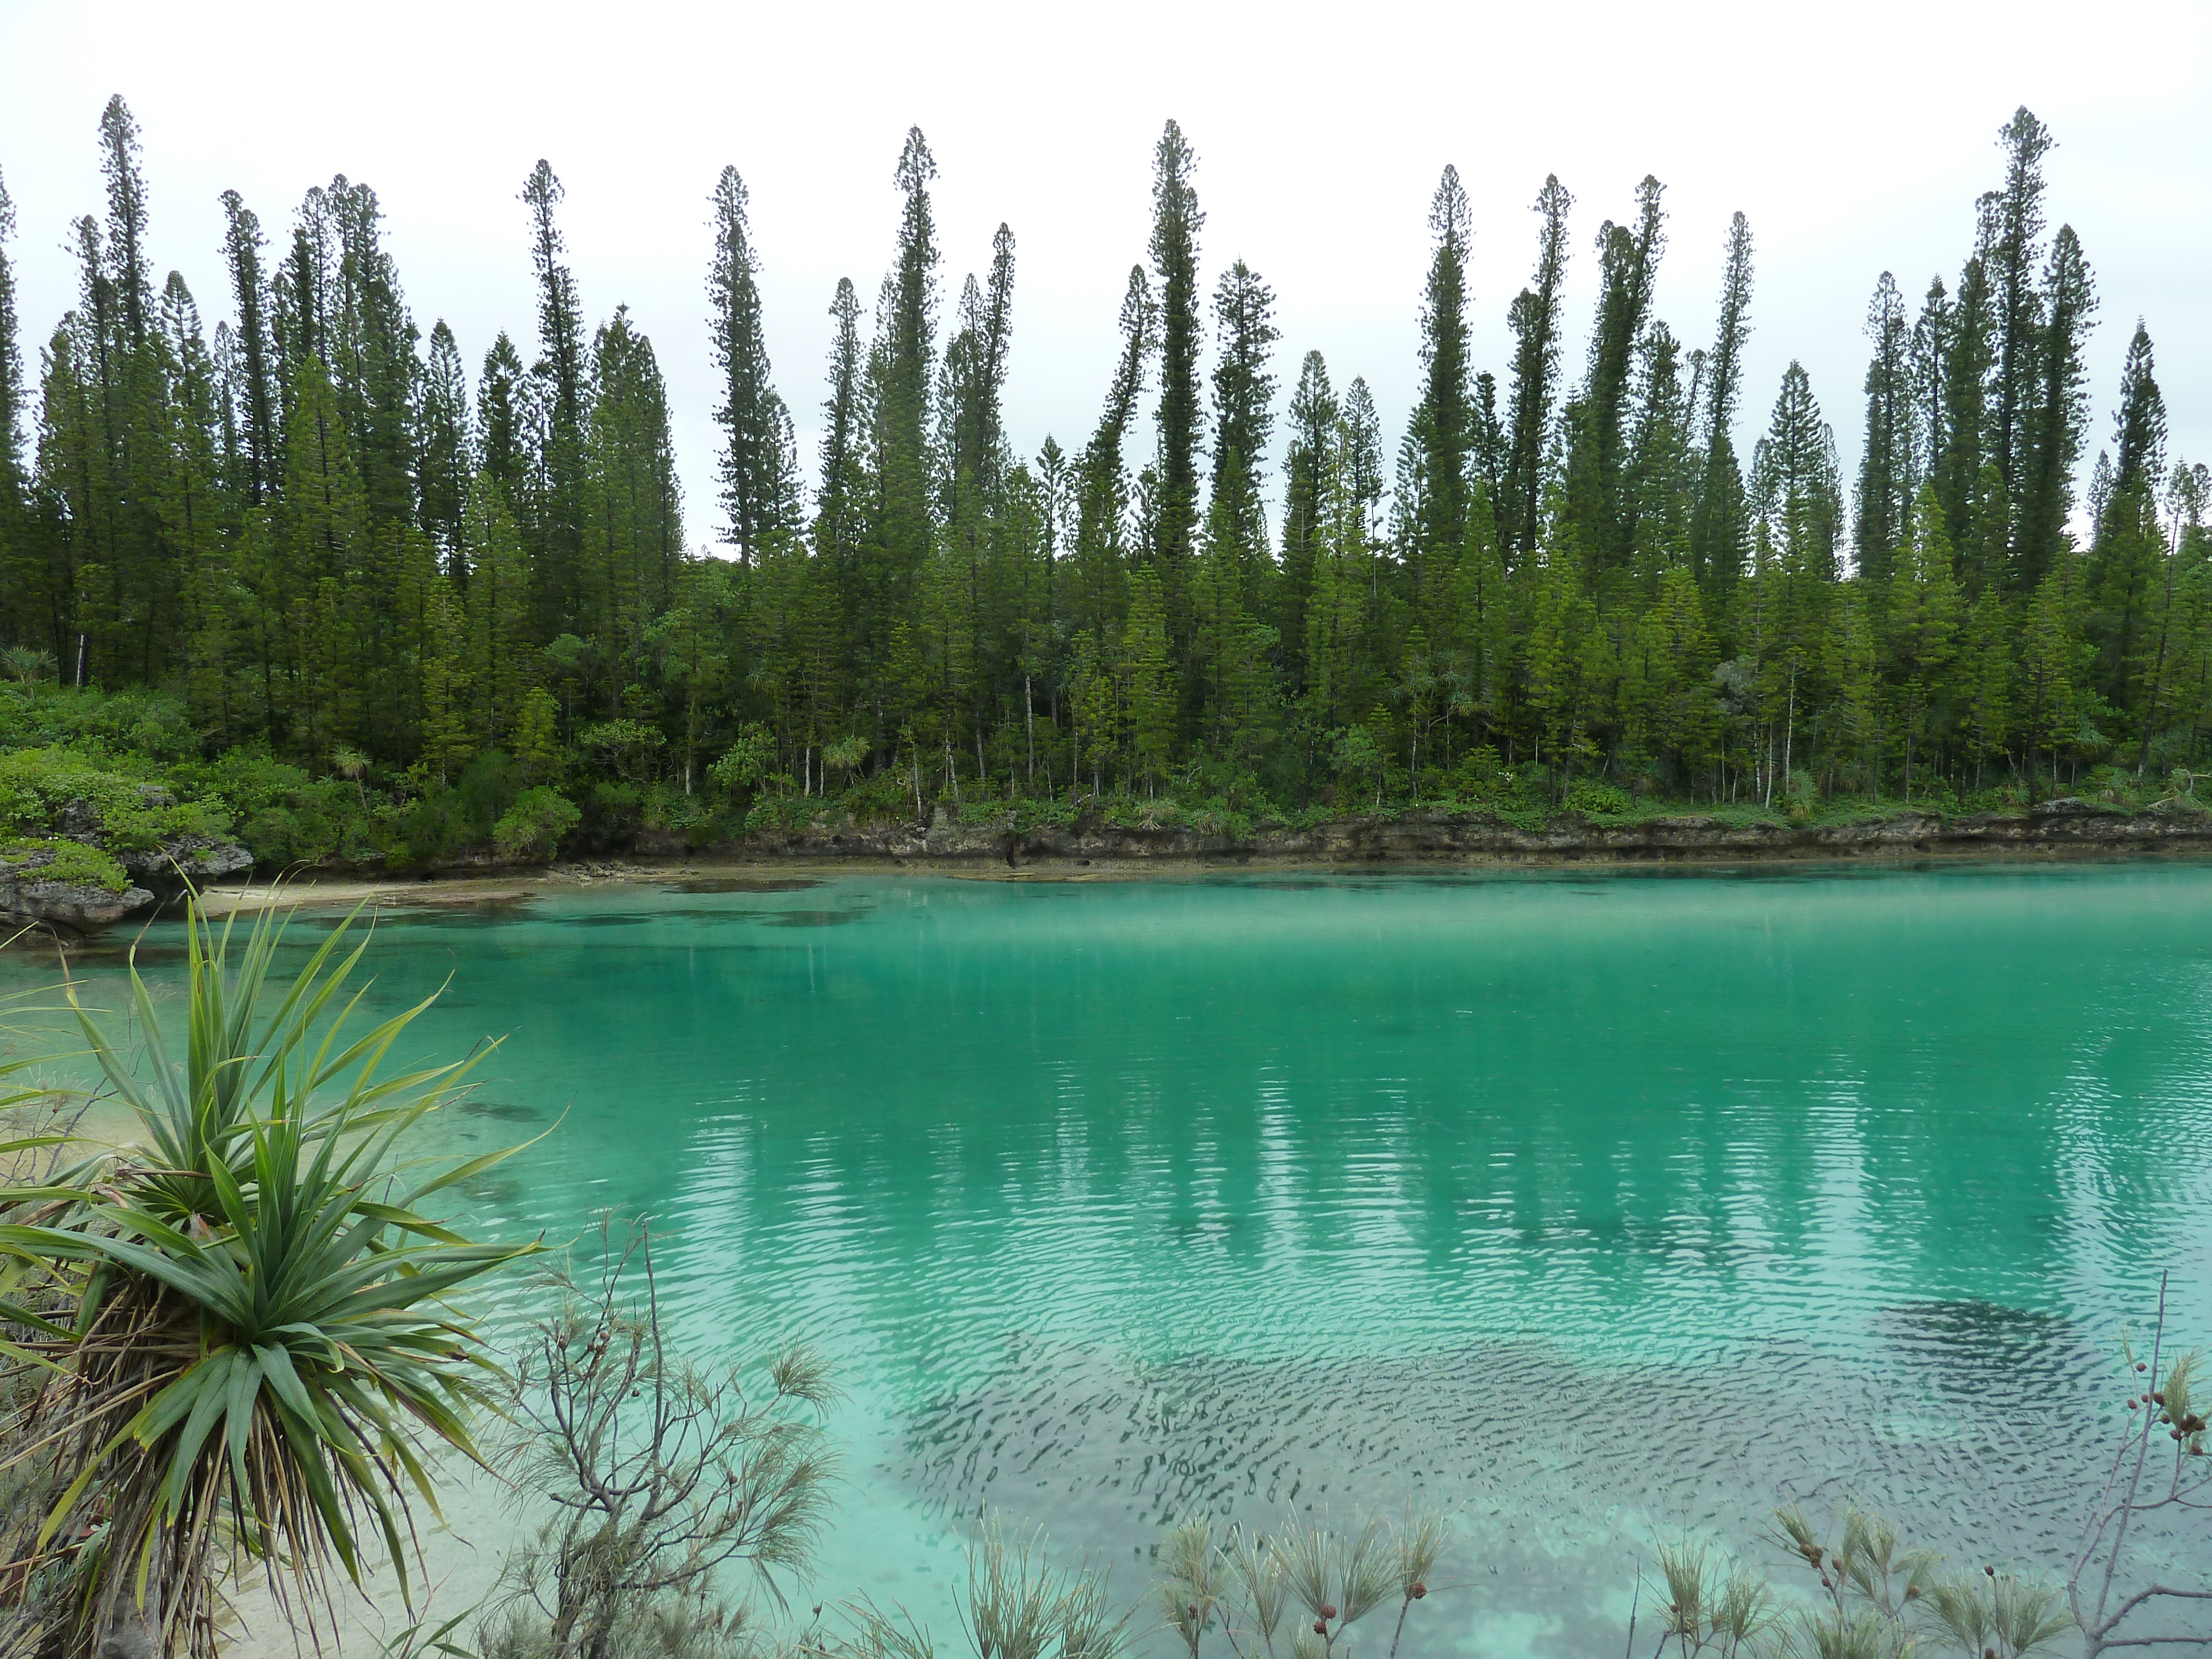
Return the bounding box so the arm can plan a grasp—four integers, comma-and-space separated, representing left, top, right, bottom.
1321, 1606, 1337, 1622
1411, 1585, 1427, 1600
1313, 1621, 1328, 1636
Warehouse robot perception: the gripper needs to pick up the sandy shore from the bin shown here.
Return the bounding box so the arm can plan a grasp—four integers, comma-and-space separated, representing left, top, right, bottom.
181, 832, 2212, 925
218, 1460, 516, 1658
186, 856, 1220, 921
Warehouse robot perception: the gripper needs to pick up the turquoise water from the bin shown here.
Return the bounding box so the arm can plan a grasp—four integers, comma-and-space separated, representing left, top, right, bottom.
15, 863, 2212, 1652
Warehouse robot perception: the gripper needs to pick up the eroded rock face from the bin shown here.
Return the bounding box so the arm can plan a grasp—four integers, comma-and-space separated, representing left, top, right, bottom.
117, 837, 254, 885
0, 872, 156, 934
1, 826, 253, 936
711, 804, 2212, 866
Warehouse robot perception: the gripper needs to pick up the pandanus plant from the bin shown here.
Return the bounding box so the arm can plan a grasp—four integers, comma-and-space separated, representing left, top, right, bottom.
0, 893, 540, 1658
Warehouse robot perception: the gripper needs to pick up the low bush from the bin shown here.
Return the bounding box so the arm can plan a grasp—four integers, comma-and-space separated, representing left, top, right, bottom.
0, 748, 227, 850
0, 684, 202, 764
1563, 779, 1635, 819
495, 786, 583, 860
0, 836, 131, 893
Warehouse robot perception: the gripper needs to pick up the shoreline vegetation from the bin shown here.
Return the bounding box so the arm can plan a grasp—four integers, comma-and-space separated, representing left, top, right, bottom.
2, 103, 2210, 942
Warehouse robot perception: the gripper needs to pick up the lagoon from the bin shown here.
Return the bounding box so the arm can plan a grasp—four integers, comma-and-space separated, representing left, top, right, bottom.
21, 863, 2212, 1655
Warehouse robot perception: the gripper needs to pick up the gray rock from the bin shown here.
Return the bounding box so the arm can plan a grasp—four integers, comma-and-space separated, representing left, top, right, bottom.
117, 836, 254, 884
0, 875, 156, 933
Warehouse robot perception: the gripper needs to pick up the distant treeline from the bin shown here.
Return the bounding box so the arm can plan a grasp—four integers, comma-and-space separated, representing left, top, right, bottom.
0, 100, 2201, 820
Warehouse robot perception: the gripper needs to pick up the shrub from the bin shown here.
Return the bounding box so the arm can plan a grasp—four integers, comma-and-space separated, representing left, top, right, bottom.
481, 1224, 836, 1659
708, 724, 775, 795
1563, 779, 1634, 819
452, 749, 526, 838
0, 747, 227, 849
169, 751, 373, 867
0, 836, 131, 893
0, 684, 201, 763
494, 786, 582, 860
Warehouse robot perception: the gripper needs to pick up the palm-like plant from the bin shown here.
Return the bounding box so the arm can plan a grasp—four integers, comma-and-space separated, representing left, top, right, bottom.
0, 645, 56, 688
0, 893, 540, 1658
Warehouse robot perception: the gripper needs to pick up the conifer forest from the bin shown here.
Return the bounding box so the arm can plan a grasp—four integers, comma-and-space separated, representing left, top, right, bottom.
0, 98, 2203, 864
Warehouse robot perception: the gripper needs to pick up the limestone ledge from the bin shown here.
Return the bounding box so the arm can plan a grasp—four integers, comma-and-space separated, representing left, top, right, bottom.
695, 799, 2212, 867
1, 835, 253, 936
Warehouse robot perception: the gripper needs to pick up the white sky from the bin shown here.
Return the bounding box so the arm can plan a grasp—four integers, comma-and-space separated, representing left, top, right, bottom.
2, 0, 2206, 553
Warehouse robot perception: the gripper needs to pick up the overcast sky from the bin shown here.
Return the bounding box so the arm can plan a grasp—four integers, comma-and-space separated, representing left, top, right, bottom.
3, 0, 2206, 553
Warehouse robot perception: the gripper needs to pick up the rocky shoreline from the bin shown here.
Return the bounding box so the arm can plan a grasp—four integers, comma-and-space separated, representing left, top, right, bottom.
0, 834, 251, 935
12, 799, 2212, 935
693, 796, 2212, 870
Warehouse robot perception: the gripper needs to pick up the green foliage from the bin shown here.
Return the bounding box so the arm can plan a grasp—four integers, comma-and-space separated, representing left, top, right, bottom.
1, 98, 2204, 857
1563, 779, 1634, 818
0, 836, 130, 893
0, 896, 536, 1657
494, 786, 581, 861
0, 686, 202, 764
0, 747, 226, 849
173, 750, 363, 867
708, 724, 775, 795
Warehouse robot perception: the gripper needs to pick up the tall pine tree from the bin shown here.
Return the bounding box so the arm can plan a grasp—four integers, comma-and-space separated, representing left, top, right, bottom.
708, 165, 798, 562
1149, 121, 1206, 589
1499, 175, 1573, 562
1855, 272, 1916, 580
1688, 211, 1755, 591
1407, 166, 1474, 572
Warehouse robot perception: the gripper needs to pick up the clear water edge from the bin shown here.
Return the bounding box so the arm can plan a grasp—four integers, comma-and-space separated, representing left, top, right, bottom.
9, 862, 2210, 1656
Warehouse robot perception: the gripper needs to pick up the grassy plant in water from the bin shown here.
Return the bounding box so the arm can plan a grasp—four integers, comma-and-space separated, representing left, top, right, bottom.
0, 893, 539, 1659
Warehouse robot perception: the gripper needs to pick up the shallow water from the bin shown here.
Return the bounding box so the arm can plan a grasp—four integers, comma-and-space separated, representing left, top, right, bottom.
15, 863, 2212, 1654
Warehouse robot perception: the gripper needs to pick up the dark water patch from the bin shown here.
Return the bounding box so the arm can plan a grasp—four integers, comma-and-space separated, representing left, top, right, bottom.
456, 1099, 541, 1123
659, 907, 796, 924
893, 1329, 2147, 1652
662, 877, 825, 895
758, 908, 873, 927
310, 897, 538, 930
49, 940, 191, 969
459, 1175, 523, 1207
559, 906, 836, 928
1877, 1298, 2100, 1404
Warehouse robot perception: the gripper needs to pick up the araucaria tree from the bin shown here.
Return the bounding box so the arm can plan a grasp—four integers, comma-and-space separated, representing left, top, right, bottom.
0, 97, 2200, 830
